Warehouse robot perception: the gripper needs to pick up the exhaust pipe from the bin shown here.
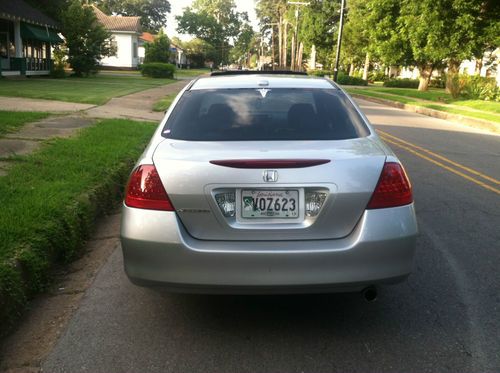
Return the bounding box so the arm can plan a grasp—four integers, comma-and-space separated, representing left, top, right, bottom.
362, 286, 378, 302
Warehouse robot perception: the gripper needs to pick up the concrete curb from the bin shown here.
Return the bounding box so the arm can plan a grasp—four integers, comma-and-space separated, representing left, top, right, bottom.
350, 93, 500, 135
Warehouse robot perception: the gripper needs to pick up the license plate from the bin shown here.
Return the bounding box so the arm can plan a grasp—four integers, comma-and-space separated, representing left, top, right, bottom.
241, 190, 299, 219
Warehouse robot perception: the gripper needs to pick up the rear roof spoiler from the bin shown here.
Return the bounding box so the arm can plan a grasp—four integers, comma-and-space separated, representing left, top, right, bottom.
210, 70, 308, 77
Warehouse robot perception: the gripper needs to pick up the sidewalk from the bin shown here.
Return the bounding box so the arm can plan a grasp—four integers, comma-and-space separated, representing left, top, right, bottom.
85, 80, 188, 121
0, 97, 95, 112
0, 79, 189, 175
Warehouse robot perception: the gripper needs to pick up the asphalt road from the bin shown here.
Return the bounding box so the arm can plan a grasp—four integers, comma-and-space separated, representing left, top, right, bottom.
42, 99, 500, 373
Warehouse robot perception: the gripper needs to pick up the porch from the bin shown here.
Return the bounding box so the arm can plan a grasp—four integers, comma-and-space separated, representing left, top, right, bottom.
0, 17, 61, 77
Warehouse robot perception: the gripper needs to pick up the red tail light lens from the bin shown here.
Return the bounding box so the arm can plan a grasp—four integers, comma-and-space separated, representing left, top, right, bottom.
125, 165, 174, 211
367, 162, 413, 209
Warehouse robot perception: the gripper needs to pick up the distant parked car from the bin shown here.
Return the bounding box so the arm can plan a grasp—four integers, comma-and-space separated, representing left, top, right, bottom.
120, 71, 418, 299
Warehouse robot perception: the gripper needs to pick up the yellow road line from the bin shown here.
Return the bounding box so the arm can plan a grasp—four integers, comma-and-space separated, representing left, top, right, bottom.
378, 129, 500, 185
380, 136, 500, 195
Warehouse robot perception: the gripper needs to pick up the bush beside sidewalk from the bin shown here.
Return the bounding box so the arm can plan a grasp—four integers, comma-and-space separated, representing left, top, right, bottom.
0, 119, 156, 336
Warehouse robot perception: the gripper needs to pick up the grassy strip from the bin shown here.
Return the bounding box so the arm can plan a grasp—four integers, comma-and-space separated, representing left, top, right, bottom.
0, 119, 156, 334
346, 89, 500, 123
0, 111, 50, 136
0, 75, 176, 105
364, 87, 500, 115
369, 87, 452, 103
175, 68, 210, 78
152, 94, 176, 112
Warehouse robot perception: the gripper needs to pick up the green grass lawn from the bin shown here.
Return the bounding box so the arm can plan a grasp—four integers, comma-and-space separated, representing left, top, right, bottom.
175, 68, 210, 78
0, 111, 50, 135
152, 94, 177, 112
0, 75, 176, 105
356, 86, 500, 114
0, 118, 156, 330
346, 88, 500, 123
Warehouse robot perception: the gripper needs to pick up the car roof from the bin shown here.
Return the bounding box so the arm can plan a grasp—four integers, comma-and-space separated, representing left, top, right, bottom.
189, 74, 337, 90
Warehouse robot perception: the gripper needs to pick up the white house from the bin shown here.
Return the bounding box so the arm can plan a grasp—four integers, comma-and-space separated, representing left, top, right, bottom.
92, 6, 141, 69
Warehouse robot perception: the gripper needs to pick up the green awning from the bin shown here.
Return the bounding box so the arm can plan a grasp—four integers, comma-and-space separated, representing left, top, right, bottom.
20, 23, 63, 44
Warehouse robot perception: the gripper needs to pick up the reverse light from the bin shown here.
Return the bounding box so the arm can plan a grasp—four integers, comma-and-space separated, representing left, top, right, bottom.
305, 191, 327, 217
215, 192, 236, 217
124, 165, 174, 211
367, 162, 413, 209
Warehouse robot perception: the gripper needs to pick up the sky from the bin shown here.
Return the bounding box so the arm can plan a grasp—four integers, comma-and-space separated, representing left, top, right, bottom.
165, 0, 259, 41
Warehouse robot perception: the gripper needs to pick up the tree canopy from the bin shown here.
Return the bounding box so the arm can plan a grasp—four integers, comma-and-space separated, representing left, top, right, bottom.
176, 0, 249, 65
61, 1, 116, 76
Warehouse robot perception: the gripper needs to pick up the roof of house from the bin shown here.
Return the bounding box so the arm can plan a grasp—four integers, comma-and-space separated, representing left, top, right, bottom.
92, 5, 141, 33
139, 32, 155, 43
0, 0, 59, 29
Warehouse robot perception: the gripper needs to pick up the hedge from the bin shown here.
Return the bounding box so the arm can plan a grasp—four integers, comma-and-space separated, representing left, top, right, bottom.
383, 78, 420, 88
307, 70, 368, 86
0, 119, 156, 336
141, 62, 176, 79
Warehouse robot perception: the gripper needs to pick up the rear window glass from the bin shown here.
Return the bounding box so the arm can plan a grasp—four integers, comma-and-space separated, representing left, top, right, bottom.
162, 88, 369, 141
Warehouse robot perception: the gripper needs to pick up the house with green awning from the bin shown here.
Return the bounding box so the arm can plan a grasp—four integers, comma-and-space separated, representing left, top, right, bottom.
0, 0, 63, 77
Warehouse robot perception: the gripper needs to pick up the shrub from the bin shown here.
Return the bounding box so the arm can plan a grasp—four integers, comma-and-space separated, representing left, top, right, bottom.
141, 63, 176, 79
337, 73, 368, 86
369, 70, 387, 82
383, 78, 419, 88
144, 31, 171, 64
308, 69, 333, 77
460, 75, 499, 101
429, 75, 446, 89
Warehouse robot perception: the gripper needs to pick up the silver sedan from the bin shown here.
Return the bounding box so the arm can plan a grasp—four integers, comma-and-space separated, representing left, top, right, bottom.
120, 72, 418, 298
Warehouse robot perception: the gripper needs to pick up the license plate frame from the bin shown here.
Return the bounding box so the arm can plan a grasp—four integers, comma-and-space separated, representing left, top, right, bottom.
240, 189, 300, 220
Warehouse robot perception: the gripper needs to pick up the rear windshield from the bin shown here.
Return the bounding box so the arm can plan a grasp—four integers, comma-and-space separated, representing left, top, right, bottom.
162, 88, 369, 141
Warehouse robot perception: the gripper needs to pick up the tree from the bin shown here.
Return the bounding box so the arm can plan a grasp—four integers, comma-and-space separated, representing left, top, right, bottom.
144, 30, 171, 63
298, 0, 340, 69
230, 24, 259, 66
93, 0, 171, 33
182, 38, 217, 68
256, 0, 287, 68
26, 0, 71, 23
61, 1, 116, 76
176, 0, 247, 65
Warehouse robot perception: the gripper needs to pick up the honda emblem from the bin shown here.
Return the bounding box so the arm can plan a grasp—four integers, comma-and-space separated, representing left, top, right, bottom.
263, 170, 278, 182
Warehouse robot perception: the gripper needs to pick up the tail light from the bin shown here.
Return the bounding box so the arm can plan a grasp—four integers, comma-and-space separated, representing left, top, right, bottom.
367, 162, 413, 209
124, 165, 174, 211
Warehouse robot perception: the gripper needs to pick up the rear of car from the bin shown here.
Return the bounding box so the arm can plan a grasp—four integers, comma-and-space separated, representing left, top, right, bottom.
120, 73, 418, 293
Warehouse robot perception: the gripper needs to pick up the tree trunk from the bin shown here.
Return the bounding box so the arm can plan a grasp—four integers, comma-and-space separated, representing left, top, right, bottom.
362, 53, 369, 80
278, 15, 283, 68
349, 63, 354, 76
417, 64, 433, 91
445, 59, 460, 95
283, 21, 288, 69
297, 42, 303, 70
290, 35, 296, 70
310, 45, 316, 70
475, 58, 483, 75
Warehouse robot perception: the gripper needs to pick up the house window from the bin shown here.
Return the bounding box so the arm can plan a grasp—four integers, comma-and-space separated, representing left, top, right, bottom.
133, 42, 137, 58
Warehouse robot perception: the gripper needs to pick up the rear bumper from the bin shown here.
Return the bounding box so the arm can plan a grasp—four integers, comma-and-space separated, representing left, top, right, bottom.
120, 204, 418, 293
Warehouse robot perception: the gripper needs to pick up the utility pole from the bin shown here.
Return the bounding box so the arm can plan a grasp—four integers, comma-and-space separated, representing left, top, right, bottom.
333, 0, 346, 82
287, 1, 310, 71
